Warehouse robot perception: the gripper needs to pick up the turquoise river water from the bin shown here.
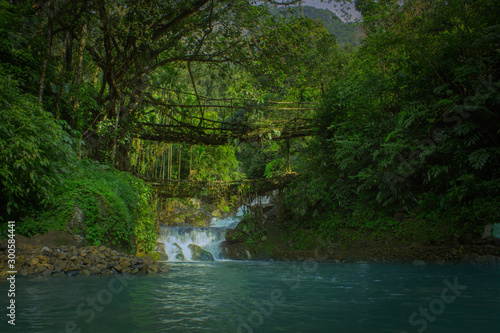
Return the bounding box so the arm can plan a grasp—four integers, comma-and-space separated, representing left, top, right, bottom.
1, 260, 499, 332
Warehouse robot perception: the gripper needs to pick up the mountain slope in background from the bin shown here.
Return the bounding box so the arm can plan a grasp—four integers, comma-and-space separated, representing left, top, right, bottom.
270, 6, 362, 47
302, 0, 362, 22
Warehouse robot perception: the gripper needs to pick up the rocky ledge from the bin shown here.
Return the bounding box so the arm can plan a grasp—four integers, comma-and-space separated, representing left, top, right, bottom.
0, 243, 167, 278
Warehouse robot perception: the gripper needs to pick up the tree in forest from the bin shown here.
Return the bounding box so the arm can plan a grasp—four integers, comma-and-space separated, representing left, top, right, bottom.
1, 0, 348, 226
13, 0, 343, 169
286, 0, 500, 233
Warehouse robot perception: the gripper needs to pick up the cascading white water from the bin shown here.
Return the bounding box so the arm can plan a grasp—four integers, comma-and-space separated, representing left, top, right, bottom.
208, 205, 246, 228
160, 226, 230, 261
159, 206, 246, 261
159, 197, 269, 261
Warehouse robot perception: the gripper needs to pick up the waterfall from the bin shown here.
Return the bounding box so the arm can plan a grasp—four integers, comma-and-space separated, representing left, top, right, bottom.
209, 205, 246, 228
159, 226, 230, 261
158, 197, 269, 261
159, 206, 246, 261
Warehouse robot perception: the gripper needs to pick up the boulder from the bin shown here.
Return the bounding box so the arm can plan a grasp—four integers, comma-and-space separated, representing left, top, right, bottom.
96, 264, 107, 272
66, 205, 86, 235
66, 270, 79, 277
74, 235, 84, 244
42, 269, 53, 277
493, 224, 500, 245
39, 256, 49, 264
34, 264, 46, 274
16, 256, 26, 265
172, 243, 185, 261
156, 242, 166, 253
262, 204, 274, 215
131, 264, 144, 270
188, 244, 214, 261
156, 199, 212, 227
119, 258, 131, 268
225, 229, 245, 245
220, 242, 252, 260
482, 224, 493, 239
155, 242, 169, 261
140, 263, 149, 274
33, 230, 78, 247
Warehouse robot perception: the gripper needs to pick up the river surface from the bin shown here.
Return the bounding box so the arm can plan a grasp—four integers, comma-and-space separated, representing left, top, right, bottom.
1, 261, 499, 332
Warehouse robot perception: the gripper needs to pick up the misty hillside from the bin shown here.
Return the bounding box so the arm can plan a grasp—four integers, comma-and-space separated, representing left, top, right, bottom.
269, 5, 362, 47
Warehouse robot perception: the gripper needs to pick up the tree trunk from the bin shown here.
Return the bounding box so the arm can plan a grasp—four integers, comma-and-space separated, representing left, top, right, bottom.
39, 3, 54, 104
55, 30, 71, 119
178, 146, 182, 180
73, 20, 87, 114
287, 139, 291, 172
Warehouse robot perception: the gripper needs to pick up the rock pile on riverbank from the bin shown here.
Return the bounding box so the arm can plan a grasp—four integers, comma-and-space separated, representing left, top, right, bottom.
0, 240, 166, 278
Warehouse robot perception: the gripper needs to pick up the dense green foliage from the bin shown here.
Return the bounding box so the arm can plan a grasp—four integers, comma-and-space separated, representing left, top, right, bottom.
286, 0, 500, 240
31, 161, 156, 252
0, 0, 334, 248
0, 71, 156, 251
0, 67, 76, 223
2, 0, 498, 249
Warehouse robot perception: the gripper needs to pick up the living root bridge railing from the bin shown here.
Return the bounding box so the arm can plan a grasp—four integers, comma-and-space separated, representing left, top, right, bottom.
134, 98, 316, 145
148, 172, 300, 199
135, 120, 313, 145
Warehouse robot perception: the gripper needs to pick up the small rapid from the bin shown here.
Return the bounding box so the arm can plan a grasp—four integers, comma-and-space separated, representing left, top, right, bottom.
159, 206, 247, 261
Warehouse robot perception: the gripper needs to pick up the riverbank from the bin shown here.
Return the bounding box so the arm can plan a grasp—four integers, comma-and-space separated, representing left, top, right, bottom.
229, 238, 500, 265
270, 240, 500, 265
3, 225, 500, 273
222, 214, 500, 265
0, 231, 167, 278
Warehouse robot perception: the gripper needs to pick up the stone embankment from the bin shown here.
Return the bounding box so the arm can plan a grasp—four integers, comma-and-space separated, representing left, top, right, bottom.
0, 234, 166, 278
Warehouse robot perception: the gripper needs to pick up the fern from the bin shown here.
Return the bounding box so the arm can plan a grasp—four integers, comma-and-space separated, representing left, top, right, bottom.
468, 149, 490, 170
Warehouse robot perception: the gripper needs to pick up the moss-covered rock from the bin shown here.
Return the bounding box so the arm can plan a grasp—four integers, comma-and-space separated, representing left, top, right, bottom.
188, 244, 214, 261
220, 241, 253, 260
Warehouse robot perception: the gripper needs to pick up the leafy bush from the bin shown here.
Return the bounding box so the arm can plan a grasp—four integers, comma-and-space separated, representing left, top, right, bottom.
0, 67, 76, 230
36, 160, 157, 253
